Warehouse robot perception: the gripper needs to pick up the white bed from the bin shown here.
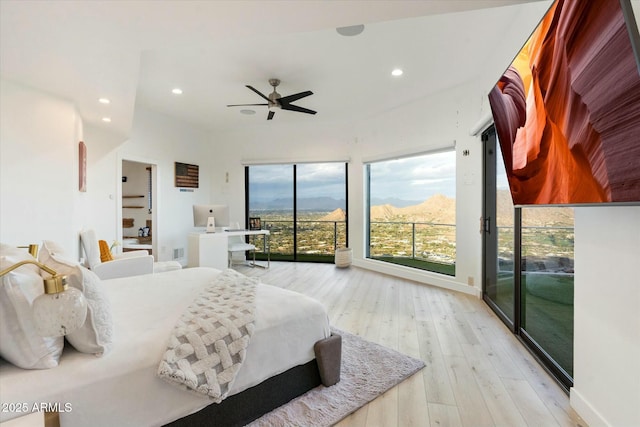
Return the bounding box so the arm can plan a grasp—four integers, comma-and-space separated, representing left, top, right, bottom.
0, 267, 331, 427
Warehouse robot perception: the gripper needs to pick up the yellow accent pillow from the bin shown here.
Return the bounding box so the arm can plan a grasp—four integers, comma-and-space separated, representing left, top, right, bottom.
98, 240, 113, 263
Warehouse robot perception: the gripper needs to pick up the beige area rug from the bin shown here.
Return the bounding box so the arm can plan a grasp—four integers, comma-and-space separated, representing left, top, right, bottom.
248, 328, 426, 427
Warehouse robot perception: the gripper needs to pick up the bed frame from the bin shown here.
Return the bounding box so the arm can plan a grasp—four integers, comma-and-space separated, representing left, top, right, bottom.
165, 333, 342, 427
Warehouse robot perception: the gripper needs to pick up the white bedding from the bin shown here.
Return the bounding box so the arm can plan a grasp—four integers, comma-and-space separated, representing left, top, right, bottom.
0, 267, 330, 427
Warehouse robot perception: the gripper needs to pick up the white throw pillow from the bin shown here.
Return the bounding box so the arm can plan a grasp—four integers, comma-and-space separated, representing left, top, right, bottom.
0, 244, 63, 369
38, 241, 114, 356
79, 229, 101, 269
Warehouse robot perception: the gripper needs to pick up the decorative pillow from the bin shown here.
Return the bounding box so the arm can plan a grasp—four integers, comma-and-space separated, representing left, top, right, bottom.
0, 244, 64, 369
98, 240, 113, 263
80, 229, 101, 269
38, 241, 113, 356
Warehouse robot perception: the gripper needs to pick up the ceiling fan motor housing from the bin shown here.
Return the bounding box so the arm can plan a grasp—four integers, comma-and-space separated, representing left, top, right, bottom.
268, 78, 281, 107
227, 78, 315, 119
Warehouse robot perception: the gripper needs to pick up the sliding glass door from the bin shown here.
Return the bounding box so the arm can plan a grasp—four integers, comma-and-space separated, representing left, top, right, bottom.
246, 163, 347, 262
482, 126, 574, 390
483, 128, 516, 327
246, 164, 295, 260
520, 206, 574, 381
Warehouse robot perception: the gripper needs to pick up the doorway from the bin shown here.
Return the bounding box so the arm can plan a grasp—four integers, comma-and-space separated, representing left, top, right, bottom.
119, 159, 158, 258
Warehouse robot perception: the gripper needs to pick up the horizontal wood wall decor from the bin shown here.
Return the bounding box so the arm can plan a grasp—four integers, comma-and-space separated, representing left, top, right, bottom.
175, 162, 199, 188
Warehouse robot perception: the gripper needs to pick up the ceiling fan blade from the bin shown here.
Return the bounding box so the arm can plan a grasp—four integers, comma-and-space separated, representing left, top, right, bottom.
279, 91, 313, 104
267, 110, 275, 120
227, 103, 268, 107
280, 104, 317, 115
246, 85, 271, 102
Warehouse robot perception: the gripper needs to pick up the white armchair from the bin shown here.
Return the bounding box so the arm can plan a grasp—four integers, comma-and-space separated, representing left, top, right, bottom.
80, 230, 154, 280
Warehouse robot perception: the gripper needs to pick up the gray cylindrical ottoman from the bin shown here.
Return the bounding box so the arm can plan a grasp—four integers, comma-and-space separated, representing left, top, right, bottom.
334, 247, 353, 268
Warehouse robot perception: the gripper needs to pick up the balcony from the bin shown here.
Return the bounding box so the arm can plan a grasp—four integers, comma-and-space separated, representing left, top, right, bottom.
369, 221, 456, 275
253, 219, 457, 274
252, 219, 347, 262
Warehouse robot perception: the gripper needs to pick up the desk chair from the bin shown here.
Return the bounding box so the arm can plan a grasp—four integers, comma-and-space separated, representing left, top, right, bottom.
227, 224, 256, 268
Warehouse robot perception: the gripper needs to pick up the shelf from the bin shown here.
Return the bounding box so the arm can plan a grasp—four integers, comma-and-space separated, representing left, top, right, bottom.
123, 195, 144, 198
123, 206, 144, 209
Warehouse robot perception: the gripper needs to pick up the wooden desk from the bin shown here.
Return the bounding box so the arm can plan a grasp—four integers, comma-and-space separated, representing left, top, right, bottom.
187, 230, 269, 270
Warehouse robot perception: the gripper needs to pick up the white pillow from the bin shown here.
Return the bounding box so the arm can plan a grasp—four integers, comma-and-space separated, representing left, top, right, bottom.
79, 229, 101, 269
38, 241, 113, 356
0, 244, 63, 369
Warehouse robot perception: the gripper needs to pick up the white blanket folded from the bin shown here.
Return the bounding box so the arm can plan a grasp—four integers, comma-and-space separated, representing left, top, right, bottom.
157, 269, 258, 402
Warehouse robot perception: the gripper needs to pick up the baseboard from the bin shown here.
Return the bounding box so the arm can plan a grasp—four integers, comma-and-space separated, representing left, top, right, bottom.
570, 387, 610, 427
352, 258, 481, 298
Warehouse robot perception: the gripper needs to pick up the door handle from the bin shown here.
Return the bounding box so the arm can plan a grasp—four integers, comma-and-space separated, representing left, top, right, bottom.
480, 216, 490, 233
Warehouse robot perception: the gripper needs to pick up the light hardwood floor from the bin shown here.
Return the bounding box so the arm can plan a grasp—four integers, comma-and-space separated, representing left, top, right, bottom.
236, 262, 585, 427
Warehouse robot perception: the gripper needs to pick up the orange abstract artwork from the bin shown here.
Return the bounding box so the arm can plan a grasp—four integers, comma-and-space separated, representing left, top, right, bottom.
489, 0, 640, 205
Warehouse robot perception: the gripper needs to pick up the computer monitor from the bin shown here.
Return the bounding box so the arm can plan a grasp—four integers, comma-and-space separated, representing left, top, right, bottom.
192, 204, 229, 228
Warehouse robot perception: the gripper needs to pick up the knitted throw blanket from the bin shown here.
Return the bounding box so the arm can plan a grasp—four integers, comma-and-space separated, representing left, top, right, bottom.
157, 269, 258, 402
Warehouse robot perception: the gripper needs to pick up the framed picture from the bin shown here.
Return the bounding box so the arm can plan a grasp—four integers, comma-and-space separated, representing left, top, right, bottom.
79, 141, 87, 192
175, 162, 199, 188
249, 217, 261, 230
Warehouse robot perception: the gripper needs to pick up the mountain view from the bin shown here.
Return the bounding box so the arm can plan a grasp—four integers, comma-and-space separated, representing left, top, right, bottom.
250, 192, 574, 270
253, 191, 573, 227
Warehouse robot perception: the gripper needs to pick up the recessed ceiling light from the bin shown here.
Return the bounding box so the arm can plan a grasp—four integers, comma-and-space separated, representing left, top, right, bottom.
102, 117, 112, 123
336, 24, 365, 37
172, 88, 183, 95
240, 109, 256, 115
391, 69, 404, 77
98, 98, 110, 104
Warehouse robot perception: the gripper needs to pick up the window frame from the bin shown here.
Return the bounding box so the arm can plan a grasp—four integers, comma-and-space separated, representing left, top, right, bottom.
365, 148, 457, 275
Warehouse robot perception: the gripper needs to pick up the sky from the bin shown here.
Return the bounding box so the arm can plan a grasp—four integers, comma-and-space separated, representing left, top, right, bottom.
248, 150, 457, 203
369, 150, 456, 200
249, 163, 346, 202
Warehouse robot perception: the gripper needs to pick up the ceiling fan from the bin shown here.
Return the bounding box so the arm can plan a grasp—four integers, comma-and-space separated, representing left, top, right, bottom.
227, 79, 317, 120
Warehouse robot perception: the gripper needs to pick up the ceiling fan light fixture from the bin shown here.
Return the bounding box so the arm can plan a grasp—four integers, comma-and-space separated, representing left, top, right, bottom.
228, 80, 316, 120
336, 24, 365, 37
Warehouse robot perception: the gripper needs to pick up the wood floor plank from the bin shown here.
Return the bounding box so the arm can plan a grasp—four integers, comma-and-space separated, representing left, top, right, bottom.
428, 402, 463, 427
235, 262, 582, 427
416, 319, 457, 405
364, 387, 399, 427
398, 371, 430, 427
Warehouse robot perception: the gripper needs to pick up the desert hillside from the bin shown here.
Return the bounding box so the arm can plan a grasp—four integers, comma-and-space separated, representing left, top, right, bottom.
327, 192, 575, 226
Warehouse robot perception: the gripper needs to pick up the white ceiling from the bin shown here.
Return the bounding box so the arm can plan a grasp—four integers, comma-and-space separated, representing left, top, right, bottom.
0, 0, 550, 138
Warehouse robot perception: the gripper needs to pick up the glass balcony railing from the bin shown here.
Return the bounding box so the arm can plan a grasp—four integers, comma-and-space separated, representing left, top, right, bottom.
495, 225, 575, 274
368, 221, 456, 275
251, 219, 347, 262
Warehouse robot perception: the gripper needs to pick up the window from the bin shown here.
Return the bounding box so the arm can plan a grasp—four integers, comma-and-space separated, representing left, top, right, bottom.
366, 150, 456, 275
246, 163, 348, 262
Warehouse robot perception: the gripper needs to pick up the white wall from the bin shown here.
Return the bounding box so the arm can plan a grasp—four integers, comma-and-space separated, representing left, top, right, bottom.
0, 82, 215, 264
79, 123, 127, 250
571, 206, 640, 427
122, 107, 213, 263
0, 80, 84, 256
